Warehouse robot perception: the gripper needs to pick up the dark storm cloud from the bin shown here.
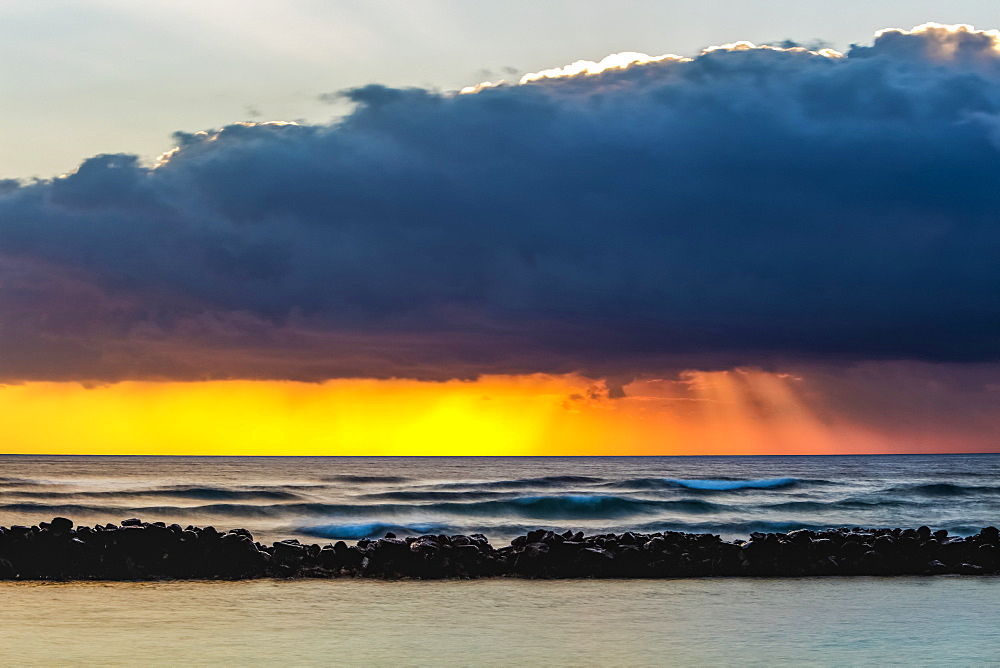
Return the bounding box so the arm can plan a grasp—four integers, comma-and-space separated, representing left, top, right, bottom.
3, 23, 1000, 382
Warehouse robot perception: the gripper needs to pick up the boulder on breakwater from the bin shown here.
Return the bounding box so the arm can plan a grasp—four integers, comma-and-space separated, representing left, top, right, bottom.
0, 518, 998, 580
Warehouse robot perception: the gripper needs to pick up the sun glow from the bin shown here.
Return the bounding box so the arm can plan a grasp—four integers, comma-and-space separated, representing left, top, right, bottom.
0, 375, 616, 456
0, 369, 951, 456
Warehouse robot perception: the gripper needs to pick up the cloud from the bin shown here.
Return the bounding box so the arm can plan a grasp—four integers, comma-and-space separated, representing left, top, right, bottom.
3, 23, 1000, 382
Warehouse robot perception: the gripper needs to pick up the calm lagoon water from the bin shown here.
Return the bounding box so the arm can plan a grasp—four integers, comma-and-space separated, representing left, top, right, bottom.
1, 577, 998, 665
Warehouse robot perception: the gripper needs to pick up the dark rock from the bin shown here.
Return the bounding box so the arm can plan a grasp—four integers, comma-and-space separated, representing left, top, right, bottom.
957, 562, 985, 575
873, 535, 895, 554
272, 540, 306, 568
375, 538, 408, 555
524, 542, 550, 558
49, 517, 74, 535
974, 544, 999, 568
525, 529, 546, 544
454, 544, 483, 561
2, 521, 999, 580
512, 542, 552, 577
924, 559, 949, 575
318, 547, 341, 570
620, 532, 640, 545
576, 547, 615, 569
838, 539, 864, 561
410, 537, 440, 555
643, 537, 666, 552
199, 526, 222, 540
787, 529, 813, 545
859, 550, 884, 574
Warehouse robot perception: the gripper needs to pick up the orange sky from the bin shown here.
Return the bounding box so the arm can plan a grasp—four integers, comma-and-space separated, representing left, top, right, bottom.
2, 369, 990, 455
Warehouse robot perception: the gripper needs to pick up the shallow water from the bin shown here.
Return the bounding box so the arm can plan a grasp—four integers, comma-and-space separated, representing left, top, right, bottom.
1, 454, 998, 545
1, 577, 998, 665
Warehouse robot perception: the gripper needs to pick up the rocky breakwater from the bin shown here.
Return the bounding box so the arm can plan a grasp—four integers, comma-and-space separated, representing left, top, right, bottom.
1, 519, 998, 580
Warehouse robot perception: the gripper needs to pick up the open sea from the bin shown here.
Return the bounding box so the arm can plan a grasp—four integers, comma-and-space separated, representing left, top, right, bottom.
1, 454, 999, 665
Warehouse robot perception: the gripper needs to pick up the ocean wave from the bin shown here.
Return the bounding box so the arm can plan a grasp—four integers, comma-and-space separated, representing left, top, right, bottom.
355, 490, 514, 502
0, 501, 344, 518
299, 522, 454, 540
631, 519, 985, 537
157, 487, 300, 501
632, 519, 848, 535
298, 518, 991, 543
764, 498, 917, 511
887, 483, 1000, 497
296, 519, 842, 542
664, 477, 801, 491
321, 475, 412, 483
616, 478, 804, 492
427, 475, 818, 493
298, 521, 548, 541
0, 502, 115, 515
0, 493, 727, 521
928, 471, 999, 478
437, 495, 725, 519
0, 487, 301, 501
603, 477, 819, 491
522, 476, 607, 484
0, 478, 46, 488
428, 476, 606, 491
304, 495, 719, 520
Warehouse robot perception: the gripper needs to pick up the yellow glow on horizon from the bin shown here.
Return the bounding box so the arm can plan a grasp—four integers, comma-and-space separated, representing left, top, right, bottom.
0, 375, 604, 456
0, 370, 984, 456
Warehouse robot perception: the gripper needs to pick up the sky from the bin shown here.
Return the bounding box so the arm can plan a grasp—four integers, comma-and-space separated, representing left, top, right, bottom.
2, 1, 1000, 455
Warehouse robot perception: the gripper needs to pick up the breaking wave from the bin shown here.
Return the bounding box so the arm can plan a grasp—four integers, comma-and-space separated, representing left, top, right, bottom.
0, 494, 724, 521
296, 517, 991, 543
299, 522, 455, 540
446, 495, 723, 519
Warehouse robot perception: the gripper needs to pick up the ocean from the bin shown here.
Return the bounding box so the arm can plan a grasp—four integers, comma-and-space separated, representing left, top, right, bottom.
1, 454, 998, 544
2, 454, 999, 665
